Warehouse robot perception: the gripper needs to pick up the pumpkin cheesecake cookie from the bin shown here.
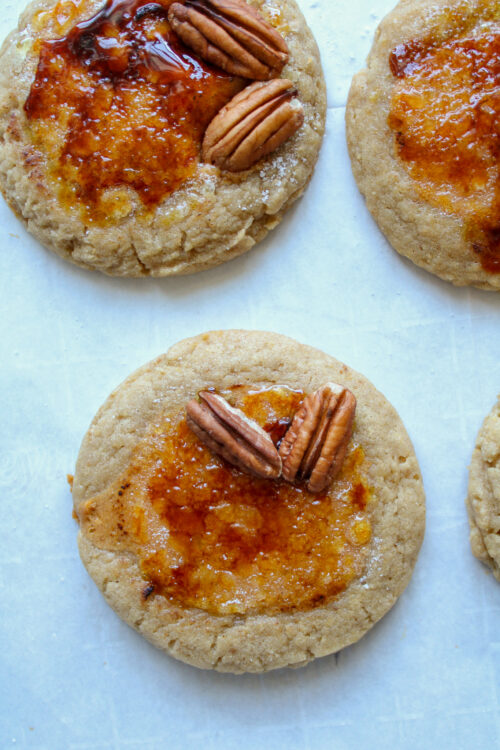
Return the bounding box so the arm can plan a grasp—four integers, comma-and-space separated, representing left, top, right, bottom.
72, 330, 425, 673
346, 0, 500, 290
0, 0, 325, 276
466, 396, 500, 581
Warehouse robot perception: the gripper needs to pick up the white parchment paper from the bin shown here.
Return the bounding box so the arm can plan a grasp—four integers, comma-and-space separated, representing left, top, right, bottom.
1, 1, 499, 748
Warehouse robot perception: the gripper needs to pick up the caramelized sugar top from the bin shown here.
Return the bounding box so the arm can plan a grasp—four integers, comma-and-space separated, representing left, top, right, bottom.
388, 24, 500, 272
25, 0, 242, 223
77, 386, 373, 616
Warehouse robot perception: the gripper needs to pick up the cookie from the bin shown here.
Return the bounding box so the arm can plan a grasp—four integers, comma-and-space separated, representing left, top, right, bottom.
0, 0, 325, 276
346, 0, 500, 290
72, 330, 425, 673
466, 396, 500, 581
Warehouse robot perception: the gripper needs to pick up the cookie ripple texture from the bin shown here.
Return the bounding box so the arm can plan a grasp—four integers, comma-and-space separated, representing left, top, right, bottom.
0, 0, 325, 276
466, 396, 500, 581
72, 330, 426, 673
346, 0, 500, 291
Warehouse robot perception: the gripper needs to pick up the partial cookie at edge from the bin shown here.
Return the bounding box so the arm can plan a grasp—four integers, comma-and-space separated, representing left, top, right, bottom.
0, 0, 326, 276
466, 396, 500, 580
346, 0, 500, 291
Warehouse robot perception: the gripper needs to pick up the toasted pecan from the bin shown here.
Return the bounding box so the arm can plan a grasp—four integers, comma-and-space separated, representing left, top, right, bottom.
168, 0, 289, 80
202, 78, 303, 171
279, 383, 356, 493
186, 390, 282, 478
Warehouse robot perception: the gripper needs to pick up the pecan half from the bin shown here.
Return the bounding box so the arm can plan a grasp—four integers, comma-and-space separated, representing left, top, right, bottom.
186, 391, 282, 479
279, 383, 357, 493
168, 0, 289, 80
202, 78, 304, 171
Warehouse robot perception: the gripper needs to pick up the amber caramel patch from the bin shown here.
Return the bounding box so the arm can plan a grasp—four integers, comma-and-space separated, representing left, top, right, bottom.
24, 0, 242, 223
32, 0, 89, 36
388, 25, 500, 273
77, 386, 373, 616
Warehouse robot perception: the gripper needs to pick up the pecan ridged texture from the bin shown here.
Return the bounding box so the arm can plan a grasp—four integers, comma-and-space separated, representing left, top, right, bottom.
186, 391, 282, 479
168, 0, 289, 80
279, 383, 357, 493
202, 78, 304, 171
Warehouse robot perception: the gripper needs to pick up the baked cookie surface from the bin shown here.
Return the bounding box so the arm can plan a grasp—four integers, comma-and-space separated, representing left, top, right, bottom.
0, 0, 325, 276
467, 396, 500, 581
72, 330, 425, 673
346, 0, 500, 290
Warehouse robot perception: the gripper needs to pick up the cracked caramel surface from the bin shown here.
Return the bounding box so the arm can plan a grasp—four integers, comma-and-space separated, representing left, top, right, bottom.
77, 385, 372, 616
388, 24, 500, 273
25, 0, 242, 223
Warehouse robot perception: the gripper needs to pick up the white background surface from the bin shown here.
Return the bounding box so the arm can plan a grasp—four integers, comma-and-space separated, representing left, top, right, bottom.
1, 0, 499, 748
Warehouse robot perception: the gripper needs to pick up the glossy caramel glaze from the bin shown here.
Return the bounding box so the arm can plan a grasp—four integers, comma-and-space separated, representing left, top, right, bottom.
25, 0, 242, 223
388, 25, 500, 273
77, 386, 373, 616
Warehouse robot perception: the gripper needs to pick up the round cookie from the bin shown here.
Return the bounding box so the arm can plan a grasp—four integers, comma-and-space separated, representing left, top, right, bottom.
346, 0, 500, 290
466, 396, 500, 581
72, 330, 425, 673
0, 0, 325, 276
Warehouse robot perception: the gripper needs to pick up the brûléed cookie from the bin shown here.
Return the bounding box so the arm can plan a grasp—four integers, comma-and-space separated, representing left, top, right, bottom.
466, 396, 500, 581
346, 0, 500, 290
72, 330, 425, 673
0, 0, 325, 276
